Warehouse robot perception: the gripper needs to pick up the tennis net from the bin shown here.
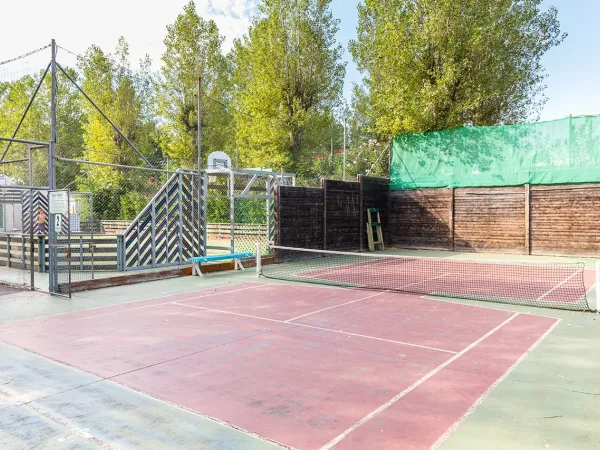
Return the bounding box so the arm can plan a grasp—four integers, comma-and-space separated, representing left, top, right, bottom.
260, 246, 591, 311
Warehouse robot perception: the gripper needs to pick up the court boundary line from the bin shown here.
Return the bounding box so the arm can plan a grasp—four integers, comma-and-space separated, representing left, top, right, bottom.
418, 293, 560, 319
318, 312, 520, 450
0, 341, 295, 450
0, 282, 265, 328
430, 318, 561, 449
0, 284, 265, 335
104, 378, 297, 450
536, 270, 583, 302
284, 291, 386, 322
55, 284, 268, 326
171, 301, 457, 354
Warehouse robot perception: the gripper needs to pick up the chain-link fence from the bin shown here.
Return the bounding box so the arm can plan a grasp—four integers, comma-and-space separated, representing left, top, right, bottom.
206, 169, 295, 256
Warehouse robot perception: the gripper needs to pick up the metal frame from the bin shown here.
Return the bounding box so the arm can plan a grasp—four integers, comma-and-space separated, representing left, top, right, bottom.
0, 185, 37, 290
0, 41, 298, 280
48, 189, 71, 297
121, 170, 201, 271
205, 168, 295, 255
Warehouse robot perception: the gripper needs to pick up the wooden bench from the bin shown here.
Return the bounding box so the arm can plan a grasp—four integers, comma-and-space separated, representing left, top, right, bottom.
189, 252, 254, 276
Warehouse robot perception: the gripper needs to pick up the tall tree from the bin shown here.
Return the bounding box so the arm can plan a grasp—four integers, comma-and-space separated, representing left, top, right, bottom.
232, 0, 346, 173
350, 0, 566, 137
77, 38, 159, 219
157, 1, 232, 168
0, 68, 83, 186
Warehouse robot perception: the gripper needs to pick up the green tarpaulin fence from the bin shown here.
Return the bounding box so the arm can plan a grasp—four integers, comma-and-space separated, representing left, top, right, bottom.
390, 115, 600, 190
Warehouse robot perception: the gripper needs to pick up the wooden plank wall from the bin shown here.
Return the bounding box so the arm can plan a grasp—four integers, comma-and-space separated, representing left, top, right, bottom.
388, 183, 600, 257
276, 186, 324, 249
388, 189, 452, 250
277, 179, 600, 258
359, 176, 389, 250
454, 188, 526, 253
531, 185, 600, 256
323, 180, 361, 250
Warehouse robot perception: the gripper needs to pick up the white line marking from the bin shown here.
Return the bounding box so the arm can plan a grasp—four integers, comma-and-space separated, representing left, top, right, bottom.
0, 282, 264, 326
318, 312, 520, 450
291, 322, 457, 354
102, 378, 297, 450
52, 284, 266, 325
430, 318, 561, 449
398, 272, 455, 289
416, 294, 560, 319
284, 291, 386, 322
172, 302, 457, 354
536, 270, 582, 302
172, 302, 284, 323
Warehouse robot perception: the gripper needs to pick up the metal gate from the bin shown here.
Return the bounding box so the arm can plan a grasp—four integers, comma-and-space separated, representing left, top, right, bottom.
204, 169, 295, 256
48, 189, 71, 297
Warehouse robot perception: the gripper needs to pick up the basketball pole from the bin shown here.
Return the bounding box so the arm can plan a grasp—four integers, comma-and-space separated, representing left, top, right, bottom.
197, 76, 203, 256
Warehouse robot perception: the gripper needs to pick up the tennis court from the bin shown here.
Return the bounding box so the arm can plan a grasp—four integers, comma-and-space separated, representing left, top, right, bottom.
1, 259, 592, 450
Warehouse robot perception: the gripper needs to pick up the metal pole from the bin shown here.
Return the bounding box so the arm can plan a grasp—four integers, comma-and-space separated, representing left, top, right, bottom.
197, 76, 202, 257
0, 63, 51, 164
29, 189, 34, 290
49, 40, 57, 190
56, 63, 154, 168
230, 171, 235, 254
90, 193, 95, 280
343, 118, 346, 181
197, 77, 202, 173
28, 146, 33, 186
256, 243, 261, 278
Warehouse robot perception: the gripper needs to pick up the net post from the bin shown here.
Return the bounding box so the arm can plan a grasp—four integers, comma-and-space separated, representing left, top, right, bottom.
256, 243, 262, 277
596, 260, 600, 313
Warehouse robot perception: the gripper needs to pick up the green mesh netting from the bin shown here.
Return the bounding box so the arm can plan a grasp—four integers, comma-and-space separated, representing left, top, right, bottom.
390, 115, 600, 190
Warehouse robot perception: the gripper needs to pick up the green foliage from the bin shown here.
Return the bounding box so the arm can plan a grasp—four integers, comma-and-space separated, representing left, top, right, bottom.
0, 0, 568, 226
232, 0, 346, 174
75, 38, 161, 218
120, 190, 150, 220
157, 1, 234, 166
350, 0, 566, 137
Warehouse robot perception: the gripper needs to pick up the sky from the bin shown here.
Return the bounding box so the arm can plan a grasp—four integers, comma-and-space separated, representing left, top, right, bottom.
0, 0, 598, 122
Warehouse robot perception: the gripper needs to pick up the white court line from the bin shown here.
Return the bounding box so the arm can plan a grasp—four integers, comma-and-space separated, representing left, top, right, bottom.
284, 291, 386, 322
536, 270, 583, 302
0, 284, 266, 331
290, 321, 457, 354
318, 312, 520, 450
398, 272, 456, 289
101, 379, 296, 450
430, 318, 561, 449
52, 284, 267, 325
171, 302, 457, 354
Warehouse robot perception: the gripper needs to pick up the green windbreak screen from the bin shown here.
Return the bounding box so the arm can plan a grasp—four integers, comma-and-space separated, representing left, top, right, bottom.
390, 115, 600, 190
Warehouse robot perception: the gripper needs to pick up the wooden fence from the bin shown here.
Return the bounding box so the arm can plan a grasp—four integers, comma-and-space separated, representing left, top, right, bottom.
276, 176, 389, 251
0, 233, 119, 273
388, 184, 600, 257
276, 180, 600, 257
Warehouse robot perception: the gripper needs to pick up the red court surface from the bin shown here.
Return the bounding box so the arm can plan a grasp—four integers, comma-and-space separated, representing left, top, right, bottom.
0, 282, 560, 449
